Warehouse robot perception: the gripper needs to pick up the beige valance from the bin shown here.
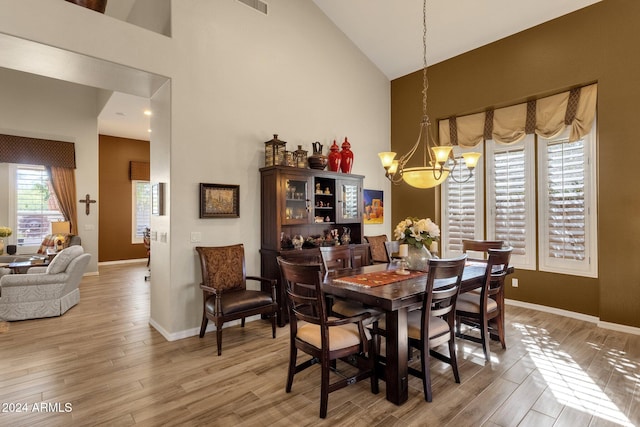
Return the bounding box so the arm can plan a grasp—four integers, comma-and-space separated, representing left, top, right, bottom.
439, 83, 597, 147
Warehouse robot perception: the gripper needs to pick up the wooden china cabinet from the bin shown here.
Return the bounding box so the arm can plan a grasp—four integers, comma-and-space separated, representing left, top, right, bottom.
259, 165, 366, 325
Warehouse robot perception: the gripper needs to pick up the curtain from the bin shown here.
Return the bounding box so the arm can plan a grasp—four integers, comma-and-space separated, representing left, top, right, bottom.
439, 83, 598, 147
47, 166, 79, 235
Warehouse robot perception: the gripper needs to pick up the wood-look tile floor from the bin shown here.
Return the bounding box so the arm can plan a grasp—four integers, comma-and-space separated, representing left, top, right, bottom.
1, 263, 639, 426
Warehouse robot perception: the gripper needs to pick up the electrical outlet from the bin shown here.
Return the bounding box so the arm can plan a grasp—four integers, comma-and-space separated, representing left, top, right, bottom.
512, 278, 519, 288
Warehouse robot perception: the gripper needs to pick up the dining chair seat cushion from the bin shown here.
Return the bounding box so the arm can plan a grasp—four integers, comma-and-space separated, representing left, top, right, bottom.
332, 299, 383, 320
406, 310, 449, 340
456, 292, 498, 313
205, 290, 275, 315
297, 321, 371, 351
376, 311, 448, 340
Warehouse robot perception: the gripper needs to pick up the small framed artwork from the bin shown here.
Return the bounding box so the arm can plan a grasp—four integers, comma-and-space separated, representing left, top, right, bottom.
363, 189, 384, 224
200, 183, 240, 218
152, 182, 165, 216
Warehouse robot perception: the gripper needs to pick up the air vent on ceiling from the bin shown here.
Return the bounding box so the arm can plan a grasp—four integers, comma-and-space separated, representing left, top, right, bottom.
237, 0, 267, 15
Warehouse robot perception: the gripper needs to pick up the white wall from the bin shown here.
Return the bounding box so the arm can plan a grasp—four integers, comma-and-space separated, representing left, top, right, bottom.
0, 68, 100, 272
0, 0, 393, 337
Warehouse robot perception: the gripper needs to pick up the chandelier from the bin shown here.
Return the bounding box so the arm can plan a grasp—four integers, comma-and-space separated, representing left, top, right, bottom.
378, 0, 481, 189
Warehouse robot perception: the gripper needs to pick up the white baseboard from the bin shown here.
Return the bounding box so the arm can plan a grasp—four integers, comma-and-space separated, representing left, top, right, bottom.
98, 258, 147, 266
149, 316, 258, 342
506, 298, 640, 336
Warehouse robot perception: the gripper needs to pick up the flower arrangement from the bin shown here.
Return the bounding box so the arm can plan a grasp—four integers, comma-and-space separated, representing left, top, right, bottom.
394, 217, 439, 249
0, 226, 12, 238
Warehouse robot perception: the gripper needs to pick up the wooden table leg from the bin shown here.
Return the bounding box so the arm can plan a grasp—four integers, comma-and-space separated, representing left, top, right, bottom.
385, 308, 409, 405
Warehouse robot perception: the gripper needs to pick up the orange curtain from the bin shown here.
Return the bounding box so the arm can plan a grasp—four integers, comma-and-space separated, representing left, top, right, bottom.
47, 166, 79, 235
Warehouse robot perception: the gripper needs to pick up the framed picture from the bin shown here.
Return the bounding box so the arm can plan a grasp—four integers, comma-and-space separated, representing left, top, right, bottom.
152, 182, 165, 216
200, 183, 240, 218
363, 189, 384, 224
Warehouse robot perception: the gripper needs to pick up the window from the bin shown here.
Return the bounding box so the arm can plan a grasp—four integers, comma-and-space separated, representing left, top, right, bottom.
538, 126, 597, 277
441, 144, 484, 256
486, 136, 537, 269
132, 180, 151, 244
12, 164, 64, 247
441, 124, 597, 277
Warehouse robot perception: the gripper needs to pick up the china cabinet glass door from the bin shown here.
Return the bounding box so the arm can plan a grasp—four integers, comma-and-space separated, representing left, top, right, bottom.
283, 176, 310, 225
338, 179, 361, 222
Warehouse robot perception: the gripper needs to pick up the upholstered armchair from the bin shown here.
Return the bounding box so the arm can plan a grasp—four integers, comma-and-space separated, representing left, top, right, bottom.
0, 245, 91, 321
195, 244, 278, 356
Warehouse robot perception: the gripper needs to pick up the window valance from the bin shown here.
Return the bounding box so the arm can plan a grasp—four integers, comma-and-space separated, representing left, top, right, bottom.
0, 134, 76, 168
129, 161, 150, 181
439, 83, 597, 147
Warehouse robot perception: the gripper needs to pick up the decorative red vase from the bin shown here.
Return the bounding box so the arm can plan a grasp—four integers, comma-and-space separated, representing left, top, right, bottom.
328, 140, 341, 172
340, 137, 354, 174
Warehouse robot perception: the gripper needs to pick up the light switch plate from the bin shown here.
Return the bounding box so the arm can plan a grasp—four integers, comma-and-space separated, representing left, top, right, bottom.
190, 232, 202, 243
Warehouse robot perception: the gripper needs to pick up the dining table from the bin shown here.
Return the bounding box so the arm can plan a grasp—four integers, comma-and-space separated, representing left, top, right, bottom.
322, 261, 491, 405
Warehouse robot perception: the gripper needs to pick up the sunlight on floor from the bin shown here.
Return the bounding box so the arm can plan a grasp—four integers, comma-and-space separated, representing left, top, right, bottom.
515, 323, 635, 426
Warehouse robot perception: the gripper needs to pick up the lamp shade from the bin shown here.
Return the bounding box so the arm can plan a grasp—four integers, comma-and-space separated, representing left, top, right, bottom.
402, 167, 450, 189
461, 152, 482, 169
51, 221, 70, 235
378, 152, 397, 168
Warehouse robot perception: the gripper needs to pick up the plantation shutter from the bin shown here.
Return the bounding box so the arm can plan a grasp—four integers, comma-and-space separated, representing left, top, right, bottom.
445, 163, 477, 253
492, 148, 527, 256
545, 139, 586, 260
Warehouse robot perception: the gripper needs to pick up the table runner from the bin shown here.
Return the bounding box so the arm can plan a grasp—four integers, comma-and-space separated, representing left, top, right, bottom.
333, 269, 427, 287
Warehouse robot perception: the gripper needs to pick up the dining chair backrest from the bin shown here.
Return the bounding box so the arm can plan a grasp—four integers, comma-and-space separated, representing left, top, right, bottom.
277, 257, 326, 325
363, 235, 389, 263
462, 239, 504, 260
319, 245, 353, 272
423, 254, 467, 326
484, 247, 512, 298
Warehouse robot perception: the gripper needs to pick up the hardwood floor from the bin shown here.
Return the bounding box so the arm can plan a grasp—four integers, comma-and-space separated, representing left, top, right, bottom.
1, 262, 639, 426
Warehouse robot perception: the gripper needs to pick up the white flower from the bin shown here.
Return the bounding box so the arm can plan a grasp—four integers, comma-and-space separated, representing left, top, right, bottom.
393, 217, 439, 249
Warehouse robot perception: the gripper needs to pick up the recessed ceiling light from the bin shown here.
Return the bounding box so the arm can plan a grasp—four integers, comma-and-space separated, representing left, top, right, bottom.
116, 112, 125, 116
148, 129, 152, 133
144, 110, 152, 116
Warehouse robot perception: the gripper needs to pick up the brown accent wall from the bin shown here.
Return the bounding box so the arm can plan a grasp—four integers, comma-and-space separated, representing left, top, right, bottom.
98, 135, 150, 262
391, 0, 640, 327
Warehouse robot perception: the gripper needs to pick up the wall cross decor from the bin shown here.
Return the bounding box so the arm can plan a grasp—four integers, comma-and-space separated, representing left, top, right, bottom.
80, 193, 96, 215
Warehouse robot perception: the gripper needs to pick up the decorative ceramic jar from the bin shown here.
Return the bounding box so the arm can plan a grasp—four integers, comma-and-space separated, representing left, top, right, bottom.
328, 140, 341, 172
308, 141, 328, 170
264, 134, 287, 166
340, 137, 354, 173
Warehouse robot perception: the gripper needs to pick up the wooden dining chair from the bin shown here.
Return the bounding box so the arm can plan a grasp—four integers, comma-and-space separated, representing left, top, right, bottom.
455, 247, 512, 361
363, 235, 390, 263
319, 245, 382, 324
319, 245, 353, 271
276, 257, 378, 418
377, 254, 467, 402
195, 245, 278, 356
461, 239, 504, 259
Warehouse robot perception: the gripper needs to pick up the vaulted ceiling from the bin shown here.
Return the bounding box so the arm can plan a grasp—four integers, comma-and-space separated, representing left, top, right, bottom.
98, 0, 602, 141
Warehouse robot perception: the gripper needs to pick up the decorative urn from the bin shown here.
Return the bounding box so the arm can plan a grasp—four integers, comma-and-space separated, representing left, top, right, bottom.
340, 137, 354, 173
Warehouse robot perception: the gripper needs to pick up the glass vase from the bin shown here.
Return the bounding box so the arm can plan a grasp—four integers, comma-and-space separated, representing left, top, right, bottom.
405, 244, 434, 272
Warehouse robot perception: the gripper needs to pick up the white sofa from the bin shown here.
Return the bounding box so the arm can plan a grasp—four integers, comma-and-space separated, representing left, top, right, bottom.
0, 245, 91, 321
